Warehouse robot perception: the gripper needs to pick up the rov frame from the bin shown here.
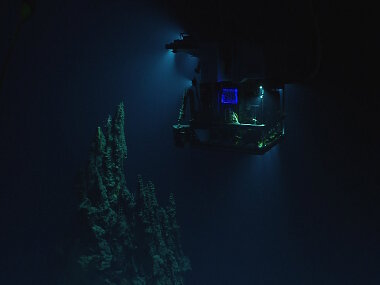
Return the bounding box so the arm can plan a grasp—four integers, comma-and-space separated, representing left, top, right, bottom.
173, 79, 285, 154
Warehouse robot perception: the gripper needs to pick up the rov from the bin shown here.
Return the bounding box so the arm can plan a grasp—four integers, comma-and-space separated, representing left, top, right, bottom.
166, 34, 286, 154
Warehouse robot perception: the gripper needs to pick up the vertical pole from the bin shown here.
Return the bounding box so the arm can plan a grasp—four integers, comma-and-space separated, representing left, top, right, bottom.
261, 97, 264, 125
281, 88, 285, 134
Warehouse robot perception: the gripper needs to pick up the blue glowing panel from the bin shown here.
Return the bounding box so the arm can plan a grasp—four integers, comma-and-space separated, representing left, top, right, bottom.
221, 88, 238, 104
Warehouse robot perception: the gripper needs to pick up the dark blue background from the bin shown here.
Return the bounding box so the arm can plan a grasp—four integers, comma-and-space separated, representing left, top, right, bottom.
0, 0, 378, 284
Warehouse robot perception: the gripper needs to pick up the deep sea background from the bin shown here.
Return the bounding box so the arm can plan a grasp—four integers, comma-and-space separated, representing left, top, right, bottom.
0, 0, 378, 284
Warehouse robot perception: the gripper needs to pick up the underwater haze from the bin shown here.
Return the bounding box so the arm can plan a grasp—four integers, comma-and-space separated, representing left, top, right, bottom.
0, 0, 378, 284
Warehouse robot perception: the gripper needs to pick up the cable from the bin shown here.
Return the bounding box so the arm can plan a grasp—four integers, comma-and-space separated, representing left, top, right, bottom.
307, 0, 321, 80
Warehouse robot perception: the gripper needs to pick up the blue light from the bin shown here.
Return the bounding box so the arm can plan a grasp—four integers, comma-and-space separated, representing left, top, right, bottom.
221, 88, 238, 104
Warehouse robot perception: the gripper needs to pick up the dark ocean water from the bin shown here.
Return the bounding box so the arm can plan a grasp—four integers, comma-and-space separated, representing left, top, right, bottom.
0, 0, 378, 284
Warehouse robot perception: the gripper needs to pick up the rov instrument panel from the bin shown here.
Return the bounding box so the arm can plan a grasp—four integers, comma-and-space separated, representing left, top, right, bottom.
173, 78, 285, 154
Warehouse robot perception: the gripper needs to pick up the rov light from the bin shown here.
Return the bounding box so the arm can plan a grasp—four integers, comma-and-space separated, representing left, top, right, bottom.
259, 85, 264, 99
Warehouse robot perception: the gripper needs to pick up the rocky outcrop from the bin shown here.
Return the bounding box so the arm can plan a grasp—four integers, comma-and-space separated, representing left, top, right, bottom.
77, 103, 190, 285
